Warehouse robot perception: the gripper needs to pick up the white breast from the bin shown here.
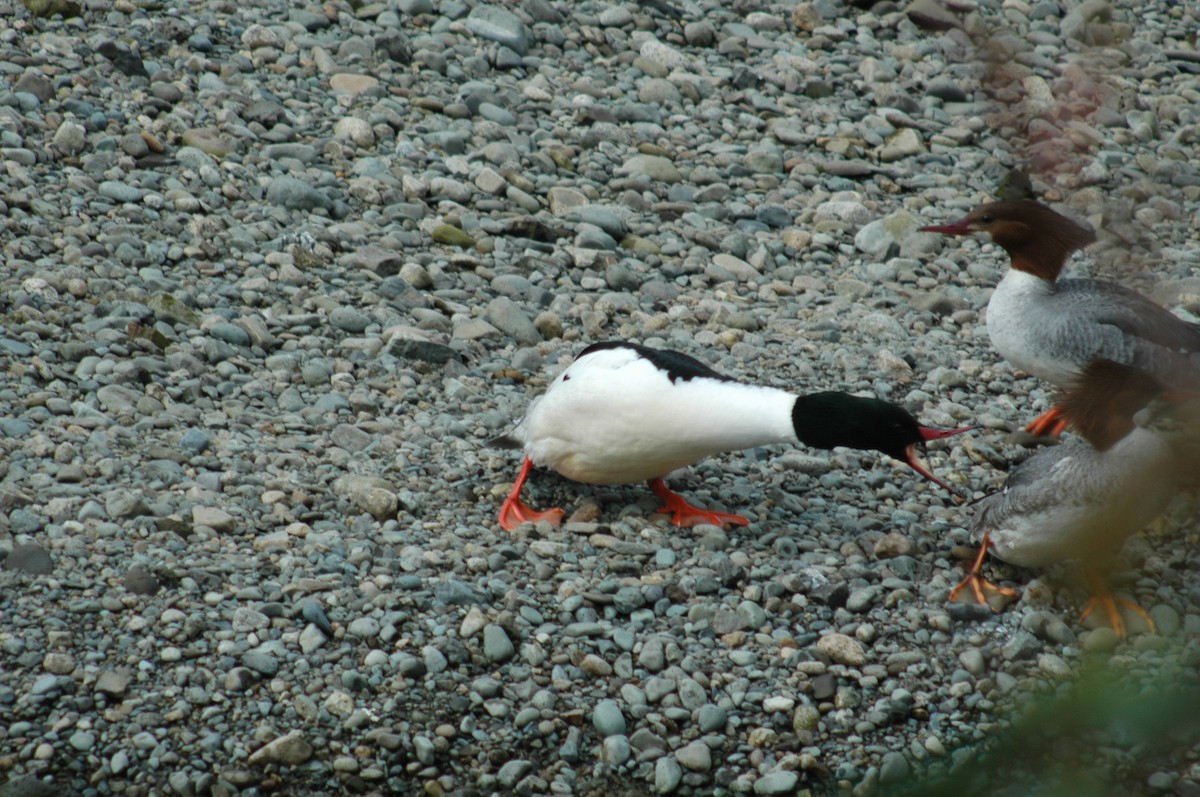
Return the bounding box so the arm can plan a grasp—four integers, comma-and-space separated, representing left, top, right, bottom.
987, 269, 1082, 385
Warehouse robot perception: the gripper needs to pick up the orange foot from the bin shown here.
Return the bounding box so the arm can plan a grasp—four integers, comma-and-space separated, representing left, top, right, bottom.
648, 478, 749, 528
949, 535, 1020, 609
498, 457, 566, 531
1080, 575, 1156, 639
498, 496, 565, 531
1025, 406, 1069, 438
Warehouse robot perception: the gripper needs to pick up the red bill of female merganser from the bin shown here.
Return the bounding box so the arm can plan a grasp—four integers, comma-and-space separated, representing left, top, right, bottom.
953, 360, 1200, 637
920, 199, 1200, 436
497, 341, 971, 530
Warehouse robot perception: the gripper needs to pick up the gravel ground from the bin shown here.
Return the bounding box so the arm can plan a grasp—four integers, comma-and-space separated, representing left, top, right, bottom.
2, 0, 1200, 795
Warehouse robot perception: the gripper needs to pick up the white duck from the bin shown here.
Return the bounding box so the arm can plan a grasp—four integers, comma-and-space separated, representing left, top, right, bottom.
498, 341, 970, 530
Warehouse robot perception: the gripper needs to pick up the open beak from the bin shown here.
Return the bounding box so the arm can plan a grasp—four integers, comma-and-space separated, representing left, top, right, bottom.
902, 425, 974, 502
919, 425, 974, 442
918, 217, 974, 236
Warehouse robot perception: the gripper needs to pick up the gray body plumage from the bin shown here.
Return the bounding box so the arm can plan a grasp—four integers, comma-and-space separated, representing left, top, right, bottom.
972, 422, 1186, 570
988, 270, 1200, 389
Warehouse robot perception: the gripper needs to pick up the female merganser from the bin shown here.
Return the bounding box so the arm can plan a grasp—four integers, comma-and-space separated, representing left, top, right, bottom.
498, 341, 971, 530
920, 199, 1200, 435
953, 360, 1200, 637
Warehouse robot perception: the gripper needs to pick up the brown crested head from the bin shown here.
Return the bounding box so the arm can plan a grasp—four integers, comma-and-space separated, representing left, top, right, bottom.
1059, 360, 1167, 451
920, 199, 1096, 281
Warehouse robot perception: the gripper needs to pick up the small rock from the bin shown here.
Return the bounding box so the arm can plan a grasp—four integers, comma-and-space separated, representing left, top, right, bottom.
124, 566, 160, 595
192, 506, 236, 532
329, 74, 380, 98
755, 771, 799, 795
879, 751, 910, 784
593, 699, 626, 737
180, 127, 234, 157
616, 154, 682, 183
483, 624, 515, 662
675, 740, 712, 772
266, 176, 332, 211
247, 731, 313, 766
655, 757, 683, 794
465, 4, 531, 54
4, 543, 53, 575
817, 633, 866, 666
432, 225, 475, 247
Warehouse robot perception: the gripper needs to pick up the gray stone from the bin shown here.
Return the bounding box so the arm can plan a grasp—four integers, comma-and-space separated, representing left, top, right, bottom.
655, 757, 683, 794
247, 731, 313, 766
593, 698, 626, 736
4, 544, 52, 575
879, 751, 911, 784
697, 703, 727, 732
98, 180, 144, 203
497, 759, 533, 788
485, 296, 540, 344
675, 740, 712, 772
754, 771, 799, 795
465, 5, 530, 54
330, 307, 372, 333
483, 624, 515, 662
52, 121, 86, 155
617, 154, 682, 182
266, 176, 332, 211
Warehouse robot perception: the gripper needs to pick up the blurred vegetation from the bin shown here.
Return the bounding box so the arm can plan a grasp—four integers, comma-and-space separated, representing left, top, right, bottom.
889, 654, 1200, 797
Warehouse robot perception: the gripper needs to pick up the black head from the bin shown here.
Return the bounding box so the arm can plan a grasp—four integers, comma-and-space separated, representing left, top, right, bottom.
792, 393, 972, 497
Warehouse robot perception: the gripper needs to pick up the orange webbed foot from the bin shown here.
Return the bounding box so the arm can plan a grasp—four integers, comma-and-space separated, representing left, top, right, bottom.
1025, 406, 1069, 438
648, 478, 749, 528
1080, 593, 1156, 640
498, 457, 566, 531
949, 571, 1020, 611
498, 497, 565, 532
949, 535, 1019, 611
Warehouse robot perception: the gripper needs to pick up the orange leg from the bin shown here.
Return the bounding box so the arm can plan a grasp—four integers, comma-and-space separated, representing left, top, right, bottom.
1025, 406, 1069, 438
1079, 568, 1156, 639
949, 533, 1020, 606
498, 458, 566, 531
648, 478, 749, 528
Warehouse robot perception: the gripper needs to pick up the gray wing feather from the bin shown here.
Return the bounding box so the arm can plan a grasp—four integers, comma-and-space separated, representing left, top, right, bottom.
1056, 279, 1200, 387
971, 444, 1093, 536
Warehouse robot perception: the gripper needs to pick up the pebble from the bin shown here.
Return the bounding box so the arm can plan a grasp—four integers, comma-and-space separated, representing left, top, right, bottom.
247, 731, 313, 766
656, 757, 683, 794
4, 543, 53, 575
482, 624, 515, 662
675, 740, 712, 772
593, 699, 626, 737
465, 5, 530, 54
817, 633, 867, 666
754, 771, 799, 795
266, 176, 332, 211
